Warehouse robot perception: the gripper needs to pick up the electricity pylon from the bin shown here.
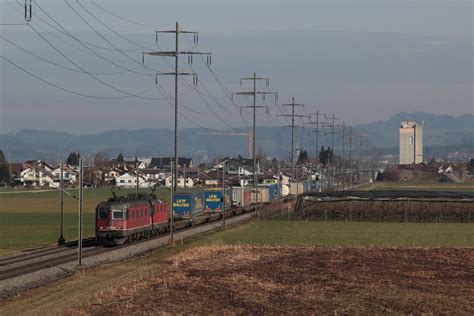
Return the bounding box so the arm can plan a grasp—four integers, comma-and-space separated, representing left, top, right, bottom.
142, 22, 211, 242
276, 97, 310, 179
305, 110, 326, 163
232, 73, 277, 217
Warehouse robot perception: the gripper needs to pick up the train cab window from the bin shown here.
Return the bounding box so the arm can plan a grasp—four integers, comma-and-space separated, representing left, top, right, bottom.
112, 209, 124, 220
99, 208, 109, 219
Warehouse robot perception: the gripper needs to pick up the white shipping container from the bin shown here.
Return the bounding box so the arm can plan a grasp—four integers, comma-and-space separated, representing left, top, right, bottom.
232, 186, 251, 206
250, 187, 270, 204
289, 182, 304, 195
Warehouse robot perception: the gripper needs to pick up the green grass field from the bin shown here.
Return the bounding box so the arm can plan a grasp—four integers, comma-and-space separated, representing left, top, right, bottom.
1, 182, 473, 254
0, 187, 172, 214
202, 220, 474, 248
360, 181, 474, 192
0, 187, 172, 254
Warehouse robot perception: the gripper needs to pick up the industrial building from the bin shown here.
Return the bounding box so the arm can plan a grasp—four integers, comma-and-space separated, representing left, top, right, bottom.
399, 120, 423, 164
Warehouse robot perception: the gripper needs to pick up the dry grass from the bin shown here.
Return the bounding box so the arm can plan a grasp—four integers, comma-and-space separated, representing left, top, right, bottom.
68, 245, 474, 315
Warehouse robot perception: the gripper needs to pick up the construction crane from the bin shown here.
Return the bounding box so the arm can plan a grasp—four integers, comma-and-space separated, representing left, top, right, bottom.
198, 131, 253, 158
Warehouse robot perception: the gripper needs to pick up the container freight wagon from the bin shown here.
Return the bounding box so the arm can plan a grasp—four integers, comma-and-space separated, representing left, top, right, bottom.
260, 183, 280, 201
172, 192, 204, 220
204, 188, 232, 213
251, 186, 270, 204
232, 186, 251, 207
289, 182, 304, 195
304, 180, 317, 193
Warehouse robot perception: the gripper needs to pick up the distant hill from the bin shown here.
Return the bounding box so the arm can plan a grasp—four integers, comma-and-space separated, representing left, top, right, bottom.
0, 112, 472, 162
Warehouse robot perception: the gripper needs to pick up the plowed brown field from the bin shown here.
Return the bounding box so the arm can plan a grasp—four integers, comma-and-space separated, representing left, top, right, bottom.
76, 245, 474, 314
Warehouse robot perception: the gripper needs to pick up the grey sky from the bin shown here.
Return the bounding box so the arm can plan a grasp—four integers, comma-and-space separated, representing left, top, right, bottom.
0, 0, 472, 134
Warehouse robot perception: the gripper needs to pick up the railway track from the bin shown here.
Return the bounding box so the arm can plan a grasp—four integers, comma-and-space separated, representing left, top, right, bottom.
0, 238, 99, 281
0, 210, 254, 283
0, 238, 97, 267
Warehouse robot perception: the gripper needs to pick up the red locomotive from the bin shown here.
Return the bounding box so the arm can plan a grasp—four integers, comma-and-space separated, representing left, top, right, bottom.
95, 193, 169, 245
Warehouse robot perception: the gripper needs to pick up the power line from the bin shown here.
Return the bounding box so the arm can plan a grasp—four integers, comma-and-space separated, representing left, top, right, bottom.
18, 0, 144, 52
75, 0, 157, 51
36, 0, 208, 122
14, 1, 208, 128
7, 0, 242, 129
0, 55, 151, 99
154, 34, 240, 126
6, 1, 144, 64
28, 24, 170, 101
0, 34, 146, 76
63, 0, 220, 119
89, 0, 172, 28
183, 34, 251, 122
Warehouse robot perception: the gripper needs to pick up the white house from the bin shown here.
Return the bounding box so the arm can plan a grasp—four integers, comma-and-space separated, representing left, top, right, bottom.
140, 169, 163, 181
18, 167, 54, 187
164, 176, 194, 188
50, 165, 78, 187
115, 172, 152, 188
105, 169, 122, 183
124, 160, 147, 169
239, 178, 253, 186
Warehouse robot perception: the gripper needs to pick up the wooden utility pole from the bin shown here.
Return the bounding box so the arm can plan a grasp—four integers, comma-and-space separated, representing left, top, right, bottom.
78, 158, 83, 266
232, 73, 277, 218
135, 157, 139, 196
58, 161, 65, 245
222, 160, 226, 229
169, 160, 175, 244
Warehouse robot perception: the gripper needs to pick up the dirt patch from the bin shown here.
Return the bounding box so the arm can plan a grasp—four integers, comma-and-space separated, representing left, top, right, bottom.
72, 245, 474, 315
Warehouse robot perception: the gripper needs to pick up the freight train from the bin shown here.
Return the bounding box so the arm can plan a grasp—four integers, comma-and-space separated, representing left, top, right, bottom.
96, 181, 320, 245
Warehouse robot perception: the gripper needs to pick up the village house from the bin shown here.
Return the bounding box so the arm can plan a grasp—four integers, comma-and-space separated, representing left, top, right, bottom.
115, 172, 152, 188
164, 175, 194, 188
50, 164, 78, 187
9, 160, 55, 187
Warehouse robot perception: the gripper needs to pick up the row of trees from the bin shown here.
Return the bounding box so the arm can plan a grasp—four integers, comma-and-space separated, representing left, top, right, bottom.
0, 150, 10, 186
318, 146, 334, 166
66, 152, 124, 167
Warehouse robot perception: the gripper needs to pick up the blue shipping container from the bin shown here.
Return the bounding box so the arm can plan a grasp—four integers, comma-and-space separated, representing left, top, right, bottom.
173, 192, 204, 219
204, 189, 232, 213
267, 184, 278, 201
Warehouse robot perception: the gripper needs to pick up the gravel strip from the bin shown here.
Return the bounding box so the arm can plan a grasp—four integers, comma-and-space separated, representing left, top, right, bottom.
0, 213, 254, 300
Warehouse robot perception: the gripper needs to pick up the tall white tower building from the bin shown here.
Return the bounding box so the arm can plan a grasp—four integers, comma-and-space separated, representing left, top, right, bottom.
399, 120, 423, 164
